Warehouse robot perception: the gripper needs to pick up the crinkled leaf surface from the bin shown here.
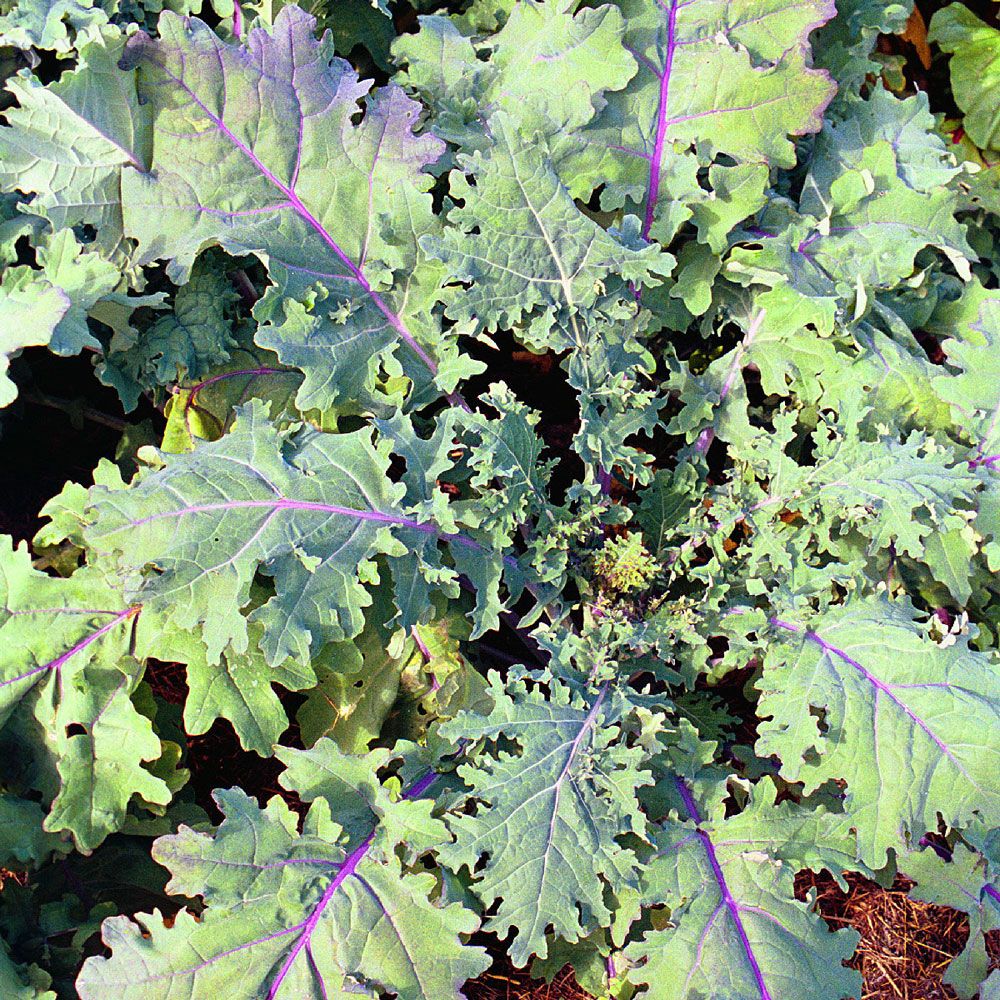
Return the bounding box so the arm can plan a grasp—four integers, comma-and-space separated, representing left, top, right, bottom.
393, 0, 635, 164
77, 782, 488, 999
84, 400, 510, 666
591, 0, 837, 244
424, 113, 672, 349
119, 6, 471, 408
0, 25, 151, 259
439, 673, 651, 966
0, 0, 109, 53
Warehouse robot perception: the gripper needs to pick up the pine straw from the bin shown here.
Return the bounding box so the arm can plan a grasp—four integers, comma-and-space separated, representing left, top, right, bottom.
466, 956, 592, 1000
465, 872, 1000, 1000
795, 870, 999, 1000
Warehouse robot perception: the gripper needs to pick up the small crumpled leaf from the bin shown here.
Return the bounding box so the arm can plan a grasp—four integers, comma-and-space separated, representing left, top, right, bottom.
439, 672, 651, 966
0, 227, 124, 407
812, 0, 914, 99
102, 249, 241, 402
0, 934, 55, 1000
393, 0, 636, 168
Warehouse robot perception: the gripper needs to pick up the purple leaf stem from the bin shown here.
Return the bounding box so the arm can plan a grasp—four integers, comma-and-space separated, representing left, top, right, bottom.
122, 497, 495, 555
597, 465, 612, 495
970, 454, 1000, 470
695, 309, 765, 455
673, 776, 774, 1000
231, 1, 243, 39
1, 606, 139, 691
139, 50, 469, 411
641, 0, 680, 241
986, 884, 1000, 906
184, 367, 291, 399
265, 766, 441, 1000
410, 627, 441, 692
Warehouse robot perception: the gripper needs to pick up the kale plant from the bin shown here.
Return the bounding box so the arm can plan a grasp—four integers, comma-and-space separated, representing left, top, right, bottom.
0, 0, 999, 997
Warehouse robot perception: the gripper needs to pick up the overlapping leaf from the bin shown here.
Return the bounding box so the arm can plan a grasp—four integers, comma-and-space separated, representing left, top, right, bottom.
424, 114, 671, 349
393, 0, 635, 170
901, 842, 999, 997
119, 6, 471, 408
0, 539, 170, 851
84, 400, 513, 666
0, 25, 151, 259
589, 0, 837, 245
77, 772, 489, 999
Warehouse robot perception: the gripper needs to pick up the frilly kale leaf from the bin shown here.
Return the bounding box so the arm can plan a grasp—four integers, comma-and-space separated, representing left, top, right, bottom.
0, 0, 997, 996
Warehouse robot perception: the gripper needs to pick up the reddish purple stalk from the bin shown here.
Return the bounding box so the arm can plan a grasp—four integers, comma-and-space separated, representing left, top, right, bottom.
184, 367, 290, 399
0, 606, 139, 691
986, 884, 1000, 906
266, 767, 440, 1000
181, 367, 296, 436
674, 776, 773, 1000
122, 497, 488, 555
642, 0, 680, 241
